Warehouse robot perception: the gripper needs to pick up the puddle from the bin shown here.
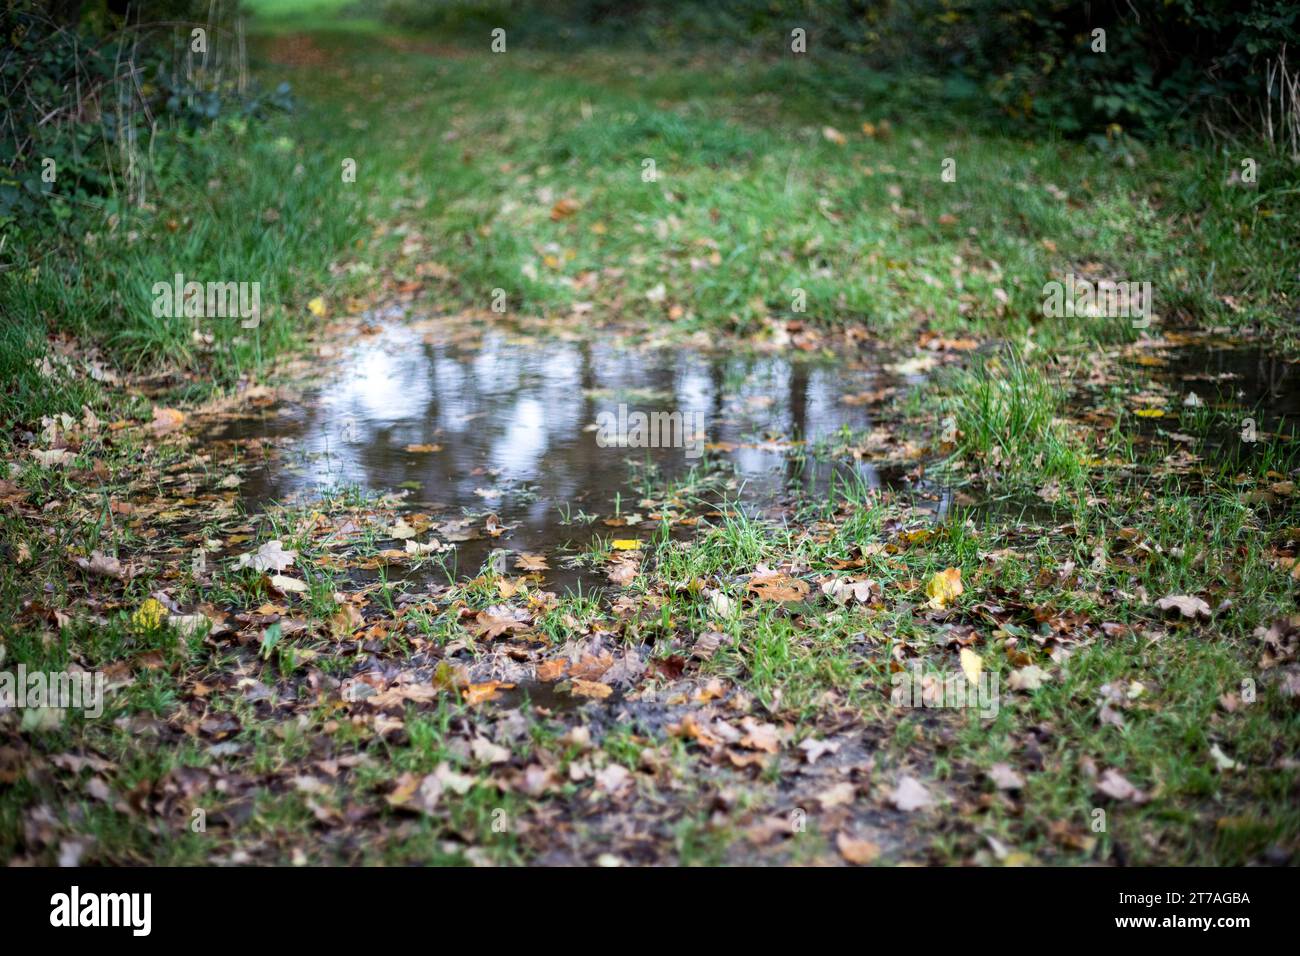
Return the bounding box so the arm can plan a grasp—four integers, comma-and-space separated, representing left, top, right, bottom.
1159, 341, 1300, 424
203, 316, 905, 589
493, 679, 598, 714
1120, 338, 1300, 467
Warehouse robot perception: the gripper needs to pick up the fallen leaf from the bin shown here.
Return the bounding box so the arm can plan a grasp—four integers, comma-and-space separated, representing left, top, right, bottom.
268, 574, 309, 594
693, 630, 726, 660
607, 560, 638, 585
149, 406, 185, 436
748, 572, 810, 602
925, 567, 964, 609
571, 678, 613, 700
1096, 768, 1148, 803
31, 448, 75, 468
74, 550, 128, 581
167, 613, 209, 637
594, 763, 630, 793
738, 717, 779, 753
987, 763, 1024, 791
463, 681, 513, 705
236, 540, 297, 573
890, 775, 933, 812
472, 605, 531, 639
388, 519, 417, 540
471, 736, 511, 765
550, 197, 581, 221
536, 658, 568, 681
836, 832, 880, 865
130, 598, 168, 632
821, 577, 878, 605
1209, 743, 1239, 772
1155, 594, 1212, 619
798, 737, 840, 765
1008, 665, 1050, 691
817, 781, 857, 809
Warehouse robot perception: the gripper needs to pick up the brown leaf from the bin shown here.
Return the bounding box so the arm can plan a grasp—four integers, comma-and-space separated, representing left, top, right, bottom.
536, 658, 569, 681
836, 831, 880, 865
692, 630, 726, 660
1095, 768, 1148, 803
738, 717, 780, 753
149, 406, 186, 436
472, 605, 531, 639
550, 197, 581, 221
514, 552, 549, 571
748, 572, 810, 602
569, 651, 614, 681
606, 560, 638, 586
74, 550, 129, 581
570, 678, 613, 700
463, 681, 514, 705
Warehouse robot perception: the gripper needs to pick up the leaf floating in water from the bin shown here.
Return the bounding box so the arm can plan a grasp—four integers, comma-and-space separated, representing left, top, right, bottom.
463, 681, 514, 705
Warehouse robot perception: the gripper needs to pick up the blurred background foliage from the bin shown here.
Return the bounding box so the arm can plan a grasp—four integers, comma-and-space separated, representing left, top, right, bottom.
6, 0, 1298, 233
372, 0, 1300, 143
1, 0, 290, 230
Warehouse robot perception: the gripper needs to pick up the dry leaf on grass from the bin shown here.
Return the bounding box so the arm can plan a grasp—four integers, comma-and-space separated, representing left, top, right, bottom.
1155, 594, 1212, 619
837, 832, 880, 865
925, 567, 964, 609
748, 572, 810, 602
236, 540, 296, 573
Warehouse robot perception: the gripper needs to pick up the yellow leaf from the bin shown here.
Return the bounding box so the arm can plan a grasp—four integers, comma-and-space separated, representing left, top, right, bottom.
131, 598, 168, 632
306, 296, 327, 317
925, 567, 964, 609
611, 539, 642, 551
1134, 409, 1165, 418
959, 648, 982, 684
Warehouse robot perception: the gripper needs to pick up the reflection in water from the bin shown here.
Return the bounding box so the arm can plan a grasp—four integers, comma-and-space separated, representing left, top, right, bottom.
208, 320, 895, 587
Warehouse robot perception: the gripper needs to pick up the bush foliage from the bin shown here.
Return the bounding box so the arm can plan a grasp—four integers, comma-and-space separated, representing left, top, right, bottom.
0, 0, 290, 230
